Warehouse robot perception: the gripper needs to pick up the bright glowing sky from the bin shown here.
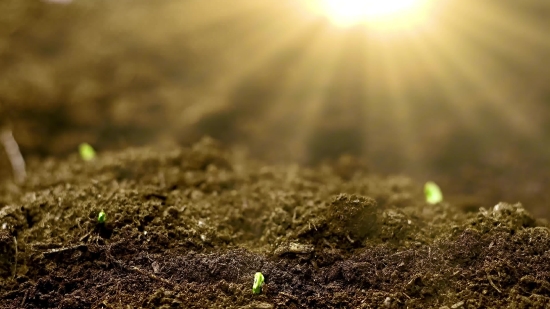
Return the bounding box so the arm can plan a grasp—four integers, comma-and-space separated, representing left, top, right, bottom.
313, 0, 434, 29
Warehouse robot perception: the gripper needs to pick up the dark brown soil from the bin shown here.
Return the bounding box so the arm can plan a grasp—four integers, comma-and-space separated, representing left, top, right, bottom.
1, 138, 550, 308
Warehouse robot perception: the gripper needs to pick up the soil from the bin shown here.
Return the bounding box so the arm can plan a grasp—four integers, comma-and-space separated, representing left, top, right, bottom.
1, 137, 549, 308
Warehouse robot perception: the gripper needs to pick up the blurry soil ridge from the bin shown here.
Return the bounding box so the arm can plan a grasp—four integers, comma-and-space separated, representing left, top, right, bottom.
0, 137, 549, 308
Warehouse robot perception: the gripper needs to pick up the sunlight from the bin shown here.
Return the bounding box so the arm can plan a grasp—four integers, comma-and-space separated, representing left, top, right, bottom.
314, 0, 433, 29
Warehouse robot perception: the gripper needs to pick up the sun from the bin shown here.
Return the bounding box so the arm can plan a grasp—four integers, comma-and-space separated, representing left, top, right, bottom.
315, 0, 433, 29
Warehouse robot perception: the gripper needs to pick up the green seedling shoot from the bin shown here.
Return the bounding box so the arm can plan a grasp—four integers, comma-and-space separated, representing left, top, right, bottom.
98, 210, 106, 224
252, 272, 264, 294
424, 181, 443, 204
79, 143, 96, 161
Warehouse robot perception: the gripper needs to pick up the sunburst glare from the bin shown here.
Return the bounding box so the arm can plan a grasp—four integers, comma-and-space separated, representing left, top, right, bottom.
310, 0, 435, 30
150, 0, 549, 169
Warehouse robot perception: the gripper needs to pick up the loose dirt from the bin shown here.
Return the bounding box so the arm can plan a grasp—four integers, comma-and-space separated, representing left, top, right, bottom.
1, 138, 549, 308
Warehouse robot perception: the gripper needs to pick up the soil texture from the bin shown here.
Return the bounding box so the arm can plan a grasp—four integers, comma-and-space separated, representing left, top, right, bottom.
1, 138, 550, 308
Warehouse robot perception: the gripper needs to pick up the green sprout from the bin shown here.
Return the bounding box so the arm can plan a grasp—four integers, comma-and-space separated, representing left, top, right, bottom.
424, 181, 443, 204
252, 272, 264, 294
98, 210, 106, 224
79, 143, 96, 161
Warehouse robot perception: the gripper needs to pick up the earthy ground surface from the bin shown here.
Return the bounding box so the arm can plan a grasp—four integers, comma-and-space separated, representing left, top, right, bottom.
1, 138, 550, 308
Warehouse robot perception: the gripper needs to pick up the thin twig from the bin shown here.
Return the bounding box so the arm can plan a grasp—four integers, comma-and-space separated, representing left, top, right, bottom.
279, 291, 298, 301
486, 271, 502, 293
1, 130, 26, 183
106, 251, 178, 289
13, 236, 17, 278
20, 289, 28, 307
129, 266, 177, 287
42, 244, 87, 256
79, 231, 92, 242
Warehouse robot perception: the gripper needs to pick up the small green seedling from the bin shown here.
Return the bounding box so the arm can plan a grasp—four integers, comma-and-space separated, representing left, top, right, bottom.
79, 143, 96, 161
252, 272, 264, 294
98, 210, 106, 224
424, 181, 443, 204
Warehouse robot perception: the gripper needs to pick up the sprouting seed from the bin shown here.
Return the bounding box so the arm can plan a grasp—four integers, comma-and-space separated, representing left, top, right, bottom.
98, 210, 106, 224
252, 272, 264, 294
424, 181, 443, 204
79, 143, 96, 161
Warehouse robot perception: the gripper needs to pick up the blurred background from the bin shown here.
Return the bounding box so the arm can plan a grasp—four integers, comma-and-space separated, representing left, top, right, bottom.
0, 0, 549, 217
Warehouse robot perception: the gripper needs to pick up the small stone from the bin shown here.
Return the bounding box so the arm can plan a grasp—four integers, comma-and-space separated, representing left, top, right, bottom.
240, 302, 274, 309
274, 242, 314, 256
152, 261, 160, 274
252, 302, 273, 309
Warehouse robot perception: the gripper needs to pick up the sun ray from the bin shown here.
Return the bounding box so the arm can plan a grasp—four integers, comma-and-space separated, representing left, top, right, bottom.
302, 27, 371, 162
406, 28, 488, 132
378, 38, 423, 172
262, 29, 345, 162
175, 3, 325, 127
228, 22, 339, 161
140, 0, 550, 174
436, 1, 544, 137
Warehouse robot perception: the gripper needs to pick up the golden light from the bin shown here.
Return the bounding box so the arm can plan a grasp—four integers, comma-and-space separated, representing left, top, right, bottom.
315, 0, 433, 30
